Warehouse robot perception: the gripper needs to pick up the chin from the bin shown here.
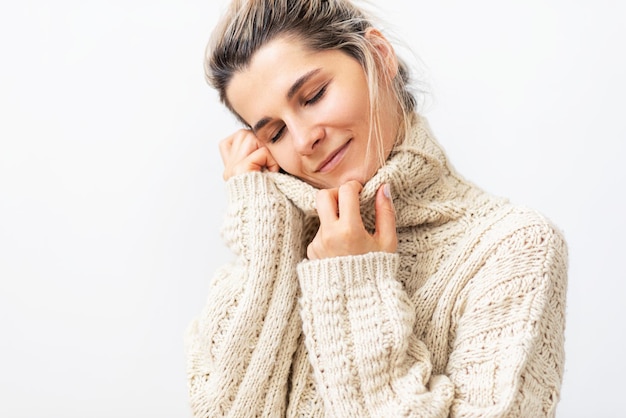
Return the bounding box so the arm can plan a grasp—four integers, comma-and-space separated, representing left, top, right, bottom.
335, 172, 368, 188
308, 170, 371, 190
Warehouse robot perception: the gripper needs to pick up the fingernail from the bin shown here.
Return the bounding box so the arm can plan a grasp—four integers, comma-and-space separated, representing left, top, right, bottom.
383, 183, 392, 199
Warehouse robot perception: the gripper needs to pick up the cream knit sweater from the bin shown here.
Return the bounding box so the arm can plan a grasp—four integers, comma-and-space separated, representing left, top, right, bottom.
185, 115, 568, 417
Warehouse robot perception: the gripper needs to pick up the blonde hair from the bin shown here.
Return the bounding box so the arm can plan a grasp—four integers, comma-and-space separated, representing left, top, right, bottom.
206, 0, 418, 165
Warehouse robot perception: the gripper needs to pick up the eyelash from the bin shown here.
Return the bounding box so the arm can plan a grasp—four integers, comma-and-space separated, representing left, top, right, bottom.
270, 85, 328, 143
270, 125, 286, 143
305, 85, 327, 106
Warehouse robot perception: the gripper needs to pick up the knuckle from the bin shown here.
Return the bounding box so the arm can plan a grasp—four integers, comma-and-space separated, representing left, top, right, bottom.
317, 189, 331, 201
347, 180, 363, 191
235, 128, 251, 137
339, 181, 362, 197
333, 224, 354, 242
382, 235, 398, 252
339, 182, 352, 193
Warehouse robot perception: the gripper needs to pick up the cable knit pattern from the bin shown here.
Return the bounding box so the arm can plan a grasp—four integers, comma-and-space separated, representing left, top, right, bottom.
186, 114, 568, 417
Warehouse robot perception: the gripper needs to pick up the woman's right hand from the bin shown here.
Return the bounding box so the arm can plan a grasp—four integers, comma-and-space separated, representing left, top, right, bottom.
219, 129, 280, 181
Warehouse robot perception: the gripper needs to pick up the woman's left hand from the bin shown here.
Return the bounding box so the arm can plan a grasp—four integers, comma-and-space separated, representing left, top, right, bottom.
307, 181, 397, 260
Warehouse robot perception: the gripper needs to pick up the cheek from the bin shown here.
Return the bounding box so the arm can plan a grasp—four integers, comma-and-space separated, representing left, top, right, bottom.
327, 86, 369, 124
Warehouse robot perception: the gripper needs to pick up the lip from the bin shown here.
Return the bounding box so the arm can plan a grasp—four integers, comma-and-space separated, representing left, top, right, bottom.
315, 140, 351, 173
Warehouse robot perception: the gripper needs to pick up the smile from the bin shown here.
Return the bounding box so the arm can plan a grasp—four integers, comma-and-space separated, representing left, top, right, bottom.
315, 140, 351, 173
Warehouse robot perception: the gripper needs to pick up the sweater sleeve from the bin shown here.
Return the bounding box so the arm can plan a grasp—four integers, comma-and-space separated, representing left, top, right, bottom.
185, 172, 305, 417
296, 221, 567, 418
447, 222, 568, 417
297, 252, 455, 417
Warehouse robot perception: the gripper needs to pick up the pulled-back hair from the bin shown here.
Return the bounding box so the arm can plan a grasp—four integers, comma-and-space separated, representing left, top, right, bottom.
206, 0, 418, 160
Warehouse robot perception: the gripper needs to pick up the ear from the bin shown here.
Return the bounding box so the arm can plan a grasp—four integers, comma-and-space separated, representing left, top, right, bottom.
364, 28, 399, 81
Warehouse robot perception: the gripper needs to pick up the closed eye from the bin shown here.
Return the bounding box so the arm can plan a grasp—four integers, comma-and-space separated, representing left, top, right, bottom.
270, 125, 286, 143
269, 84, 328, 143
305, 85, 327, 106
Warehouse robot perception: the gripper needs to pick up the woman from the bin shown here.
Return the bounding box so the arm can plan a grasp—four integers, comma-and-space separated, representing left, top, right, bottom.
185, 0, 568, 416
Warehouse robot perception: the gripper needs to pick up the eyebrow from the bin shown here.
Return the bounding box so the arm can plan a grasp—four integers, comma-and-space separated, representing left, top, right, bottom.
252, 68, 322, 133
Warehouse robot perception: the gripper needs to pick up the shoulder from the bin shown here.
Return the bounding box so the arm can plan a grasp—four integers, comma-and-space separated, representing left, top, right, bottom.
466, 196, 567, 256
467, 202, 568, 297
493, 204, 567, 256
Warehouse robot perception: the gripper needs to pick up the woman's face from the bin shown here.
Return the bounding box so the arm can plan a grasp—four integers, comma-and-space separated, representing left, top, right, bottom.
226, 36, 399, 189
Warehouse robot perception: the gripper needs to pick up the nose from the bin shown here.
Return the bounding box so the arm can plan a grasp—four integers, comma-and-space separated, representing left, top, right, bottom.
291, 122, 324, 155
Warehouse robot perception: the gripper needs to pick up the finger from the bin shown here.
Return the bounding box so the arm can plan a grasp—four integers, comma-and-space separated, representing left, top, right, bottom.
219, 130, 255, 167
231, 131, 260, 161
263, 148, 281, 173
234, 147, 274, 175
220, 136, 233, 180
221, 130, 264, 179
218, 135, 233, 165
306, 241, 319, 260
337, 181, 363, 225
374, 183, 397, 251
316, 188, 339, 225
253, 146, 280, 173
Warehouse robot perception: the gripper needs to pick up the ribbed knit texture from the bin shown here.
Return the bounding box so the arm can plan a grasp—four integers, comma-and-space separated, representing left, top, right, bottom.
185, 114, 568, 417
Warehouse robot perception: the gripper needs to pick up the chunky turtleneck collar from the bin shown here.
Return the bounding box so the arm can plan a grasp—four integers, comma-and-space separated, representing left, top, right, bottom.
269, 114, 477, 230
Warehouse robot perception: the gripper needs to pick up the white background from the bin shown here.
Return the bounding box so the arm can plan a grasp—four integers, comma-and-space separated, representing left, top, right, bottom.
0, 1, 624, 417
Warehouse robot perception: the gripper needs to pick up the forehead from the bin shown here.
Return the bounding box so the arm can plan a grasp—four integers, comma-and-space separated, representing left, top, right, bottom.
228, 38, 313, 94
225, 37, 346, 122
